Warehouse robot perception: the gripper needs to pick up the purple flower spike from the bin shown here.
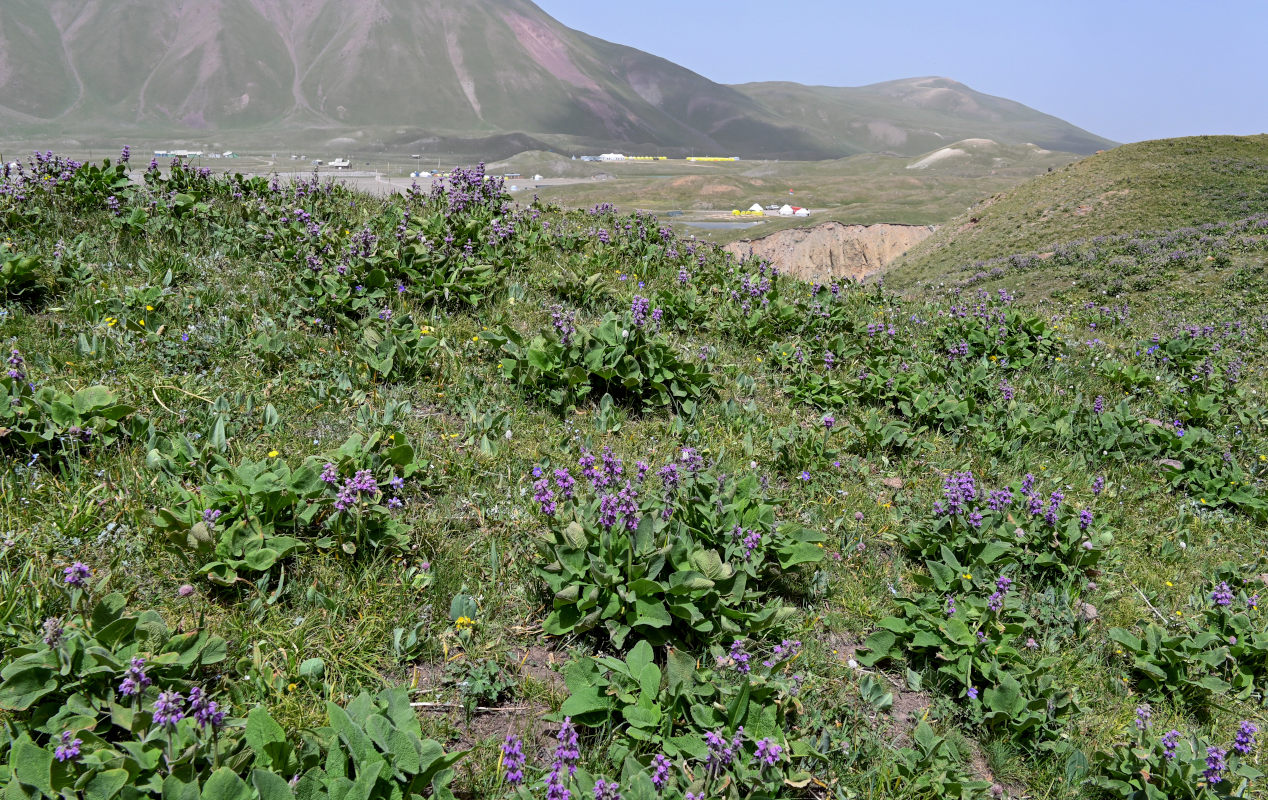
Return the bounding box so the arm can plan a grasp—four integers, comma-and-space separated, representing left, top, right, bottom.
63, 562, 91, 587
650, 754, 671, 791
501, 733, 526, 785
1233, 721, 1258, 755
753, 737, 782, 769
1204, 746, 1227, 785
152, 691, 185, 727
555, 717, 580, 777
1160, 729, 1181, 760
1134, 705, 1151, 730
54, 731, 82, 762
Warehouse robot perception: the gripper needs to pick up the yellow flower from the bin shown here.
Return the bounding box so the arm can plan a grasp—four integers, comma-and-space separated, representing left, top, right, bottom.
268, 450, 279, 458
756, 357, 762, 363
454, 616, 476, 631
962, 573, 972, 580
287, 683, 297, 692
472, 336, 479, 342
1165, 581, 1173, 587
146, 305, 154, 311
1200, 498, 1206, 504
105, 317, 117, 327
137, 320, 145, 326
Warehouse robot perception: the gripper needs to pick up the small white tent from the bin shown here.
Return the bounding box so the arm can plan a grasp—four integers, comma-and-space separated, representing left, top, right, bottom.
793, 207, 810, 217
747, 203, 764, 214
778, 204, 794, 216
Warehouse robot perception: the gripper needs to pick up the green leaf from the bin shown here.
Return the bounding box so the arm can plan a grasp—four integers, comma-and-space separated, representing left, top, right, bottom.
0, 667, 56, 711
984, 673, 1023, 715
622, 704, 662, 730
199, 768, 253, 800
245, 706, 288, 765
559, 685, 613, 720
625, 640, 654, 678
11, 734, 52, 794
72, 386, 115, 415
299, 658, 325, 681
326, 702, 384, 768
666, 649, 696, 693
942, 617, 977, 647
726, 680, 751, 730
387, 728, 422, 775
84, 769, 130, 800
249, 770, 295, 800
857, 630, 896, 666
633, 597, 671, 629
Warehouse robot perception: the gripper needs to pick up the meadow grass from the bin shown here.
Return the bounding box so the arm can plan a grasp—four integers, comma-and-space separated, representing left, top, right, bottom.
0, 144, 1265, 799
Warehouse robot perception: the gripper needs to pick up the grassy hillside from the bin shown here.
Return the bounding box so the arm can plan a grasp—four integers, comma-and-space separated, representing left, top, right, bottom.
1, 150, 1266, 799
888, 135, 1268, 290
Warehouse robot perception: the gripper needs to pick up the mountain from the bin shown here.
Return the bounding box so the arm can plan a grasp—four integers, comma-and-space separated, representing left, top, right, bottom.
0, 0, 1113, 158
734, 77, 1114, 156
885, 134, 1268, 289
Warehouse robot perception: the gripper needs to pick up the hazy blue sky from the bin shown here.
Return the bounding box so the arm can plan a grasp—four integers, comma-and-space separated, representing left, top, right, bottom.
535, 0, 1267, 144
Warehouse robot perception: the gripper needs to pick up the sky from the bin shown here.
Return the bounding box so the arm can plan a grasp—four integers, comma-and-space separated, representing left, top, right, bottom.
534, 0, 1268, 144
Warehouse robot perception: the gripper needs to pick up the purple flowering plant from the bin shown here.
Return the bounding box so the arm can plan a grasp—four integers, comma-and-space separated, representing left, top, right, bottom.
154, 429, 430, 584
859, 542, 1080, 742
483, 301, 714, 415
902, 472, 1110, 587
530, 447, 823, 650
1109, 570, 1268, 705
1093, 723, 1264, 798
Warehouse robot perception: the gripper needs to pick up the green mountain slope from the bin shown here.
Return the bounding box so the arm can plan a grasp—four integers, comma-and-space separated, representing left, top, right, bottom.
734, 77, 1115, 156
886, 134, 1268, 289
0, 1, 1112, 158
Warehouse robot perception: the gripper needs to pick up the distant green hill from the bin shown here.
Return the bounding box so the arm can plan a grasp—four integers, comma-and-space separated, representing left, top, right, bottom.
886, 135, 1268, 288
734, 77, 1115, 156
0, 0, 1113, 159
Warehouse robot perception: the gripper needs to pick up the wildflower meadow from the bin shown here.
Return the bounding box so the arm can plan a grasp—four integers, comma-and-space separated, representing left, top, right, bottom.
0, 145, 1266, 798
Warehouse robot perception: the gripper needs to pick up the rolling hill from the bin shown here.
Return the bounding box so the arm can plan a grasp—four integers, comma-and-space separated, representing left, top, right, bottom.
885, 134, 1268, 289
735, 77, 1114, 156
0, 0, 1113, 158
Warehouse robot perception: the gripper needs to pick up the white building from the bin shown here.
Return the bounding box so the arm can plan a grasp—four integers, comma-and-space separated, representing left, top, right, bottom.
329, 158, 351, 169
598, 153, 627, 162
